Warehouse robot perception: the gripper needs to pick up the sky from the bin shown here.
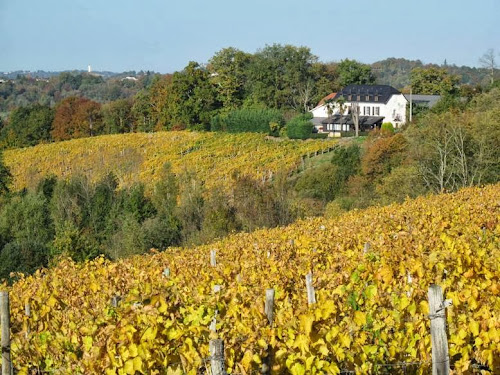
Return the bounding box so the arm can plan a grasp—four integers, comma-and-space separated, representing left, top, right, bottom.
1, 0, 499, 73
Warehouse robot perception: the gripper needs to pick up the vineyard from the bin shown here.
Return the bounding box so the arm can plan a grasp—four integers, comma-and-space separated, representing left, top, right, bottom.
1, 184, 499, 374
3, 132, 338, 192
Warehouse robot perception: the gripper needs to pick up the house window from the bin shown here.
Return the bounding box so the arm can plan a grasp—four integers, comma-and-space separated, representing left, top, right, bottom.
363, 107, 371, 115
356, 95, 360, 101
348, 95, 352, 100
374, 96, 379, 102
366, 95, 369, 101
334, 124, 342, 131
374, 107, 380, 116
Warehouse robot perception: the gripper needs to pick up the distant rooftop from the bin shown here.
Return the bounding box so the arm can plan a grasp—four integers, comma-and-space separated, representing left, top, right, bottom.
403, 94, 441, 108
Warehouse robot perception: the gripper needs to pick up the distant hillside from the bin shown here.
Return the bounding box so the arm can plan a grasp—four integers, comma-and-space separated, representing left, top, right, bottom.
371, 57, 494, 89
3, 131, 338, 192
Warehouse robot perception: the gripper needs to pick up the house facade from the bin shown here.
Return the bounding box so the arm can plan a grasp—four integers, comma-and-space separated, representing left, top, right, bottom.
311, 84, 408, 135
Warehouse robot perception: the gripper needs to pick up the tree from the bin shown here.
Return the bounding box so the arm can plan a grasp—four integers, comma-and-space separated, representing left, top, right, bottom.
311, 62, 340, 106
479, 48, 498, 85
163, 62, 220, 131
410, 67, 459, 95
350, 102, 360, 137
0, 104, 54, 147
51, 97, 103, 141
208, 47, 252, 111
102, 99, 134, 134
246, 44, 318, 110
176, 169, 205, 244
199, 186, 239, 243
337, 59, 375, 87
0, 151, 12, 196
147, 75, 173, 130
131, 90, 154, 132
143, 163, 181, 249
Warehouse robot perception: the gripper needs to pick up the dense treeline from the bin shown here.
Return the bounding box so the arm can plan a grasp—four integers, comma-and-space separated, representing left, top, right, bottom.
1, 46, 498, 148
0, 163, 301, 280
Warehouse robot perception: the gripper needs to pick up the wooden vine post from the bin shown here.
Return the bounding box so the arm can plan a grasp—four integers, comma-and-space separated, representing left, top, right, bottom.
209, 339, 226, 375
262, 288, 275, 375
1, 291, 11, 375
265, 289, 275, 326
428, 284, 451, 375
210, 249, 217, 267
25, 303, 31, 339
306, 272, 316, 305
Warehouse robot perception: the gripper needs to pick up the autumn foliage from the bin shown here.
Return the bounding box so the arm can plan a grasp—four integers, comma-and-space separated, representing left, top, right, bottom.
2, 184, 499, 374
51, 97, 103, 141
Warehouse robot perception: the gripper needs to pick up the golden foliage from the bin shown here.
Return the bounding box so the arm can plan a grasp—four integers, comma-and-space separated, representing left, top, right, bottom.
4, 131, 336, 192
3, 184, 499, 374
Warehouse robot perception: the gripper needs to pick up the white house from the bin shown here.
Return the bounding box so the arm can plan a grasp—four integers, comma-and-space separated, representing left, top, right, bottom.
311, 84, 408, 135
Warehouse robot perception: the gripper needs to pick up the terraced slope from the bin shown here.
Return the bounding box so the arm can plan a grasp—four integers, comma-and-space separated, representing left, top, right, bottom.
4, 132, 337, 191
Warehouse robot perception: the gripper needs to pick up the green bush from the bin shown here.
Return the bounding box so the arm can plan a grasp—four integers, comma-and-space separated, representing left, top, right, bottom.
210, 108, 284, 135
286, 113, 314, 139
381, 122, 395, 133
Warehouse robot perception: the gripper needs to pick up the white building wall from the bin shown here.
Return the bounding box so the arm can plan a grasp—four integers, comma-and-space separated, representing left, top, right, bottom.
310, 94, 408, 129
379, 94, 407, 128
311, 103, 339, 118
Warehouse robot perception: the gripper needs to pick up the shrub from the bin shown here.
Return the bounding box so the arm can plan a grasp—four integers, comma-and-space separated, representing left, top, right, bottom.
381, 122, 395, 134
286, 113, 314, 139
211, 108, 284, 135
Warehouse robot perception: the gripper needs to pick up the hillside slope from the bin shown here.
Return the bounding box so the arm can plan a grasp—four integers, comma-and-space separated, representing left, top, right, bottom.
4, 131, 337, 191
3, 184, 499, 374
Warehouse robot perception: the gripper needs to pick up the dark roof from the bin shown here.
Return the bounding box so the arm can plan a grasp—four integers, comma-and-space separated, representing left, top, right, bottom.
403, 94, 441, 108
321, 115, 385, 126
334, 84, 401, 104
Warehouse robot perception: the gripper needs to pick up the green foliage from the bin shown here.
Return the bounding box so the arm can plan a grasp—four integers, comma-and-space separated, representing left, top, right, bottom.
102, 99, 134, 133
0, 192, 53, 246
410, 67, 460, 95
0, 104, 54, 148
294, 144, 361, 203
0, 151, 12, 196
200, 187, 240, 242
120, 183, 155, 223
245, 44, 318, 111
331, 144, 361, 182
294, 163, 339, 202
430, 94, 465, 114
375, 165, 426, 205
337, 59, 375, 87
212, 108, 284, 135
208, 47, 252, 111
406, 91, 500, 192
36, 174, 58, 200
131, 90, 155, 132
381, 122, 394, 133
286, 113, 314, 139
177, 170, 205, 244
165, 62, 221, 131
0, 241, 48, 280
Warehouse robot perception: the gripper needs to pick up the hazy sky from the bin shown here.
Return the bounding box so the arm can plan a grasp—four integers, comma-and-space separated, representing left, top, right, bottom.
1, 0, 498, 73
